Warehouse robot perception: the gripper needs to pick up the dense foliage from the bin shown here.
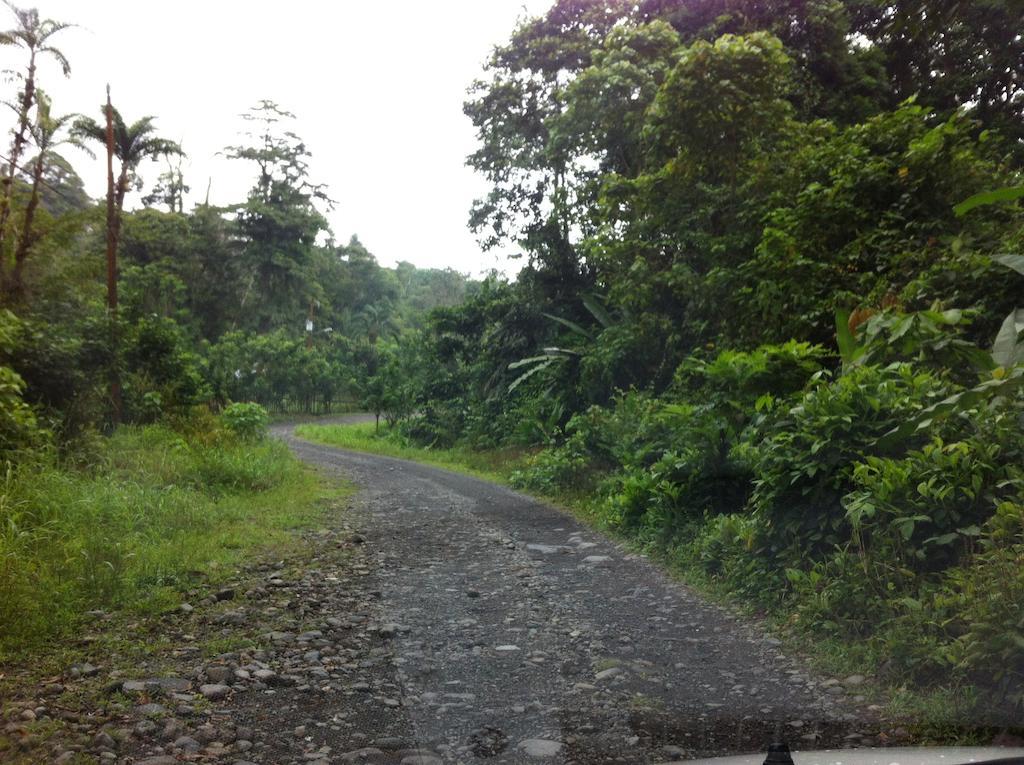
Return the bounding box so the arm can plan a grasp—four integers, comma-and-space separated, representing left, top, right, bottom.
369, 0, 1024, 710
3, 0, 1024, 715
0, 2, 475, 657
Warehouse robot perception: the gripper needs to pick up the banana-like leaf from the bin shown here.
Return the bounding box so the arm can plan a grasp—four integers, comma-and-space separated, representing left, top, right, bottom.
507, 358, 556, 393
540, 346, 581, 356
993, 253, 1024, 278
542, 312, 593, 340
992, 308, 1024, 368
508, 354, 560, 370
954, 186, 1024, 216
509, 346, 575, 370
581, 294, 613, 329
956, 343, 999, 373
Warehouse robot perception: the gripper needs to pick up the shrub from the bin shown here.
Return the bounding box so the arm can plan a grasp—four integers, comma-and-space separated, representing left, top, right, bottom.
748, 363, 949, 560
844, 437, 1011, 578
673, 340, 826, 406
510, 392, 670, 495
0, 310, 42, 458
946, 534, 1024, 704
124, 316, 210, 421
221, 402, 269, 441
687, 513, 779, 598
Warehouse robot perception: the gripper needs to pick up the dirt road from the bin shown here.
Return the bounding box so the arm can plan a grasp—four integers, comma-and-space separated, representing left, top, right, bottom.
200, 420, 879, 764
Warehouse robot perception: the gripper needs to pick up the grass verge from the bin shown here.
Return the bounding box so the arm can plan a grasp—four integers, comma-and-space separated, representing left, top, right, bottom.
295, 421, 534, 482
0, 423, 349, 664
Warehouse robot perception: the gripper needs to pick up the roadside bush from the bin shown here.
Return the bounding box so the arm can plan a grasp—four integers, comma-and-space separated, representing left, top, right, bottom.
510, 434, 592, 495
221, 402, 269, 441
687, 512, 777, 598
510, 391, 671, 495
672, 340, 825, 406
748, 362, 949, 560
601, 434, 754, 544
844, 437, 1011, 577
0, 310, 43, 458
946, 534, 1024, 704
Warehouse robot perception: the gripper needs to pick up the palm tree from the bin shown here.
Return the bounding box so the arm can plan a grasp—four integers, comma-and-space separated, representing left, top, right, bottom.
6, 92, 78, 295
74, 104, 180, 427
356, 302, 399, 346
0, 2, 72, 249
73, 106, 182, 257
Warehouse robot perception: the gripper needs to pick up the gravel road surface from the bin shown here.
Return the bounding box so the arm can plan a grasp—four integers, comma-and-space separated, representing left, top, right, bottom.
227, 419, 883, 764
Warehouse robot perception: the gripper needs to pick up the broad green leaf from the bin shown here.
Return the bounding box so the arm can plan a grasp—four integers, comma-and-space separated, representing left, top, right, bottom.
508, 354, 560, 370
954, 186, 1024, 216
835, 310, 857, 366
507, 358, 556, 392
540, 346, 581, 357
991, 309, 1024, 367
955, 344, 998, 373
541, 312, 593, 340
581, 294, 613, 329
993, 253, 1024, 278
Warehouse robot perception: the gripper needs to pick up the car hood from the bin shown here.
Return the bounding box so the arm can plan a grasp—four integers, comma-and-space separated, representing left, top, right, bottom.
686, 747, 1024, 765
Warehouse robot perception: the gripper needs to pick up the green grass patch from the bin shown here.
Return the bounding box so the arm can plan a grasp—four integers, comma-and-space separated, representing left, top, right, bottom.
295, 421, 534, 482
0, 424, 348, 662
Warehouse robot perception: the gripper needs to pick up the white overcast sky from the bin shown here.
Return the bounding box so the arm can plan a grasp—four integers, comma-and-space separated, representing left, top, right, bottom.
3, 0, 554, 276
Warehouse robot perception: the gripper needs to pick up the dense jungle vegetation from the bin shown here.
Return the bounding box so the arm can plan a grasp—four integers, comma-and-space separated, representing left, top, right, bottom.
3, 0, 1024, 718
342, 0, 1024, 710
0, 5, 473, 656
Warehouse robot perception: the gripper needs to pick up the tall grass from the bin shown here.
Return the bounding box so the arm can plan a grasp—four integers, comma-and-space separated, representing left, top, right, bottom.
0, 425, 322, 660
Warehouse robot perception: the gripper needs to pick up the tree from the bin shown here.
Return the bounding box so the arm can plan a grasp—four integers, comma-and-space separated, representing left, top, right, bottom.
0, 1, 72, 251
847, 0, 1024, 149
72, 106, 182, 261
636, 0, 892, 123
464, 1, 632, 299
4, 92, 80, 296
142, 153, 189, 213
223, 101, 332, 332
355, 301, 398, 346
73, 103, 181, 426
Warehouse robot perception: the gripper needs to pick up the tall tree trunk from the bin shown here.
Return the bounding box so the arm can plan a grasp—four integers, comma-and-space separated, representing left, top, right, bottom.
9, 153, 44, 294
0, 53, 37, 252
105, 85, 122, 426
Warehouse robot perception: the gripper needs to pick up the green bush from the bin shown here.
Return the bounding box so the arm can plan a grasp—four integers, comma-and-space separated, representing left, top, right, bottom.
510, 392, 670, 495
946, 533, 1024, 703
748, 363, 949, 560
687, 513, 777, 598
221, 402, 269, 441
124, 315, 210, 421
672, 340, 825, 406
0, 310, 42, 458
844, 437, 1011, 577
